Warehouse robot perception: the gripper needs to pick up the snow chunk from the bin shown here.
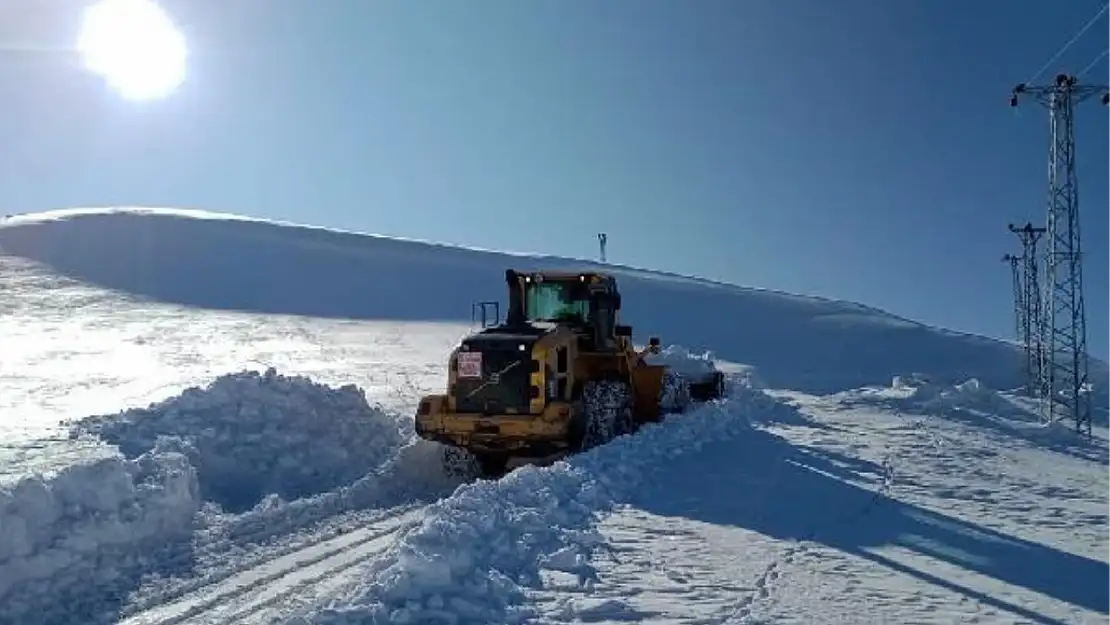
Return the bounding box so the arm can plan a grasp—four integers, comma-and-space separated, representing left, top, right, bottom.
642, 344, 720, 380
0, 449, 199, 625
71, 368, 405, 513
303, 378, 775, 625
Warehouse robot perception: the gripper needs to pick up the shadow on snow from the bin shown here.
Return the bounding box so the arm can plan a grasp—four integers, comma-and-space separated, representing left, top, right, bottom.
629, 428, 1109, 624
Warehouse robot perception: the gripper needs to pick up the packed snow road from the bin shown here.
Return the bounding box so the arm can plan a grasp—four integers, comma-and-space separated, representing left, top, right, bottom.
118, 507, 425, 625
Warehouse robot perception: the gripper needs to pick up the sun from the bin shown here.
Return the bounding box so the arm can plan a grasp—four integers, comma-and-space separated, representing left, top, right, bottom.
77, 0, 188, 101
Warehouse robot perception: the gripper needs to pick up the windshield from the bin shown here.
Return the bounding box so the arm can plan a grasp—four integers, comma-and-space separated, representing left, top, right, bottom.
525, 282, 589, 322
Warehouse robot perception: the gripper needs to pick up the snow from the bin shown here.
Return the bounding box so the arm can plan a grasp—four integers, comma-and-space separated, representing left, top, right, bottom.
0, 366, 452, 625
6, 206, 1103, 402
303, 379, 767, 625
571, 382, 1109, 625
640, 344, 719, 379
0, 449, 200, 625
0, 206, 1107, 625
70, 369, 406, 513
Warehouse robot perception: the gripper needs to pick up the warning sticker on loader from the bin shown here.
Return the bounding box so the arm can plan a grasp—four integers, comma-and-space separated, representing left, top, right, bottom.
458, 351, 483, 378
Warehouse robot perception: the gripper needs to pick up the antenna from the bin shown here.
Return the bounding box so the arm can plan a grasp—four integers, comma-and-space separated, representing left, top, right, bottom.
1010, 74, 1108, 437
597, 233, 608, 263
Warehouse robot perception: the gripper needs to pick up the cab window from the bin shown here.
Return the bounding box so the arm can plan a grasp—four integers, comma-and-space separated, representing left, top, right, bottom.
525, 282, 589, 322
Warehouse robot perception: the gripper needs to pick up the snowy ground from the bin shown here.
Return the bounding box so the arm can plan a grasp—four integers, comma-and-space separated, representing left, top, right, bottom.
574, 387, 1109, 625
2, 213, 1108, 625
0, 257, 474, 624
0, 256, 469, 479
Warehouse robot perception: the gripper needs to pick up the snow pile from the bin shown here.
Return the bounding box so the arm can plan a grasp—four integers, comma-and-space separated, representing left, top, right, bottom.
0, 448, 199, 625
891, 372, 935, 391
642, 344, 719, 379
890, 375, 1018, 415
300, 377, 767, 625
890, 373, 944, 402
71, 368, 406, 513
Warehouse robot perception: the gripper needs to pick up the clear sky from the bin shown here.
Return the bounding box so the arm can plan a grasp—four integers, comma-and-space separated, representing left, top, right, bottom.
1, 0, 1107, 358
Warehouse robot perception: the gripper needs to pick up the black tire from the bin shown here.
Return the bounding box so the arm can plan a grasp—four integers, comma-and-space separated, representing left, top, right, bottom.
572, 379, 633, 452
475, 453, 510, 479
440, 445, 480, 480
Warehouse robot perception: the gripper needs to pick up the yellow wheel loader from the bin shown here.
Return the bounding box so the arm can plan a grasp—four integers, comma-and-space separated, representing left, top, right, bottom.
414, 269, 727, 479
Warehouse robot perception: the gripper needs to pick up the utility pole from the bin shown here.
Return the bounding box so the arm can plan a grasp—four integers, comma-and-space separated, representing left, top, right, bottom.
597, 233, 607, 263
1010, 74, 1108, 437
1008, 223, 1047, 398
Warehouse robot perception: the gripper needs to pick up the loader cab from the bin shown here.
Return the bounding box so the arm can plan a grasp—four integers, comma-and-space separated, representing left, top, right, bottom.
505, 270, 622, 352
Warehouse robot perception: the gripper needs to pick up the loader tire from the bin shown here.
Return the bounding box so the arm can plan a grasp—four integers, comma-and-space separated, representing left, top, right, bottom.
475, 453, 510, 480
659, 371, 692, 416
440, 445, 481, 480
572, 379, 634, 452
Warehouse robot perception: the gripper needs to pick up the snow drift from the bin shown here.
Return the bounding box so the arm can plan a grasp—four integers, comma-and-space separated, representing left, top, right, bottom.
4, 207, 1101, 406
0, 449, 199, 625
298, 379, 781, 625
836, 375, 1110, 464
890, 374, 1045, 420
71, 368, 406, 513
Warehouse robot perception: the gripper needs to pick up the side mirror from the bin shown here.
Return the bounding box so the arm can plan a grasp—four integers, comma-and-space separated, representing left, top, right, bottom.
615, 324, 633, 337
648, 336, 661, 354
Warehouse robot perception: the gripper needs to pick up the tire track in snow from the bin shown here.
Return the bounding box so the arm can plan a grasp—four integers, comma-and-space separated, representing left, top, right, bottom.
118, 507, 425, 625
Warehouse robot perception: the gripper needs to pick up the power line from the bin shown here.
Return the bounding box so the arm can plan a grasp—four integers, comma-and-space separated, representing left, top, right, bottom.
1078, 47, 1105, 77
1025, 3, 1108, 85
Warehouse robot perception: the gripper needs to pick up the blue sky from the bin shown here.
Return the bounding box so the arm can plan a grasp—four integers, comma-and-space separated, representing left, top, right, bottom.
1, 0, 1107, 357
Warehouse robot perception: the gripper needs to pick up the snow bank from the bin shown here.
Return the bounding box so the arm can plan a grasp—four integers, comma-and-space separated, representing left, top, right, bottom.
72, 368, 405, 513
642, 344, 719, 379
300, 376, 772, 625
0, 448, 199, 625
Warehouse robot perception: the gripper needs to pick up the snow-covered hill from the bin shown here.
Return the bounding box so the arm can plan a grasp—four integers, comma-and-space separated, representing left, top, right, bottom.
4, 207, 1105, 404
0, 207, 1106, 625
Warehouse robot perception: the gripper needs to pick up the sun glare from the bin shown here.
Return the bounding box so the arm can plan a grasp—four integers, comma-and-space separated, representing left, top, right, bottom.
77, 0, 188, 101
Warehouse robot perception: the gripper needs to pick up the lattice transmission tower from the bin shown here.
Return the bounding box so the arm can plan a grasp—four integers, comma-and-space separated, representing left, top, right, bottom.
1007, 223, 1047, 397
1001, 253, 1023, 342
1010, 74, 1108, 436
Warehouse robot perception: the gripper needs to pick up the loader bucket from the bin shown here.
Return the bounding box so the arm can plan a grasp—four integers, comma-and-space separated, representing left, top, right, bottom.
689, 371, 726, 402
631, 364, 666, 423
